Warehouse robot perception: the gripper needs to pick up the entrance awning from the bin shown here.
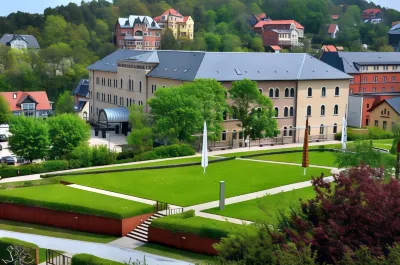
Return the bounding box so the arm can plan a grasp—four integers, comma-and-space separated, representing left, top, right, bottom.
98, 108, 129, 127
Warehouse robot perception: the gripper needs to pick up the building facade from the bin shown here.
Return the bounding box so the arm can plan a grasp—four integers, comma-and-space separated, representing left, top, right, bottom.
154, 9, 194, 40
115, 16, 162, 50
254, 20, 304, 49
368, 97, 400, 132
87, 50, 350, 145
0, 34, 40, 49
0, 91, 52, 118
73, 79, 90, 121
320, 51, 400, 128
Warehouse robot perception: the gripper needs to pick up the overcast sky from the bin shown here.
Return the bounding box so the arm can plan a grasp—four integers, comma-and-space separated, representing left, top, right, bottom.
0, 0, 399, 16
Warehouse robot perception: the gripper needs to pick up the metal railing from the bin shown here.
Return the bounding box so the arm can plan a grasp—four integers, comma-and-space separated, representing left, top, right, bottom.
46, 250, 71, 265
155, 201, 168, 212
167, 208, 184, 216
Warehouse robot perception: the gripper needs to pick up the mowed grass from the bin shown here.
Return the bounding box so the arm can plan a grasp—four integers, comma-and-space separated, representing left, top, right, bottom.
0, 219, 116, 243
61, 160, 330, 206
204, 186, 315, 224
251, 151, 337, 167
0, 184, 153, 219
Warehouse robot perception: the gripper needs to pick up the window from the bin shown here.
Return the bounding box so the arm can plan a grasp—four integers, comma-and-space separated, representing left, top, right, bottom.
363, 88, 366, 93
366, 103, 370, 109
394, 66, 398, 70
96, 92, 100, 100
382, 87, 386, 92
22, 103, 35, 110
321, 87, 326, 97
259, 88, 263, 94
289, 126, 293, 137
239, 131, 244, 139
375, 120, 379, 127
232, 111, 237, 119
374, 66, 379, 70
392, 76, 397, 82
366, 119, 369, 126
307, 87, 312, 97
350, 79, 354, 84
96, 77, 100, 85
290, 88, 295, 97
290, 106, 294, 117
383, 121, 387, 130
269, 88, 274, 98
139, 81, 142, 92
221, 131, 227, 141
275, 88, 279, 98
335, 86, 339, 96
232, 130, 237, 140
156, 32, 160, 37
373, 87, 376, 92
121, 79, 123, 89
307, 105, 311, 116
223, 111, 227, 120
334, 105, 339, 115
383, 76, 387, 83
285, 88, 289, 97
284, 107, 289, 117
129, 79, 131, 90
350, 89, 353, 94
363, 77, 367, 83
274, 107, 279, 117
283, 127, 288, 136
320, 105, 325, 116
374, 76, 378, 83
391, 87, 395, 92
384, 66, 388, 70
126, 98, 128, 107
320, 124, 324, 134
333, 123, 338, 134
384, 108, 387, 115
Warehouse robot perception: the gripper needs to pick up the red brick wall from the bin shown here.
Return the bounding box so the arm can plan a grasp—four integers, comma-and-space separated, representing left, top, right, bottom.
148, 227, 220, 255
0, 202, 152, 237
262, 31, 279, 46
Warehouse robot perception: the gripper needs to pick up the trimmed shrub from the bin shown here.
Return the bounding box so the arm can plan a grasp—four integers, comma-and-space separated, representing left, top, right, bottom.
178, 144, 196, 156
139, 151, 159, 161
69, 144, 93, 169
116, 150, 135, 160
72, 254, 124, 265
0, 237, 38, 264
42, 160, 69, 172
135, 144, 195, 162
368, 126, 394, 139
335, 132, 369, 141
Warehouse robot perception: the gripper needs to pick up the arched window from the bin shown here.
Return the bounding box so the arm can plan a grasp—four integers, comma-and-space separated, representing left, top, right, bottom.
290, 88, 295, 97
274, 107, 279, 118
139, 81, 142, 92
290, 106, 294, 117
334, 105, 339, 115
283, 127, 288, 137
285, 88, 289, 98
289, 126, 293, 136
335, 86, 339, 96
333, 123, 338, 134
269, 88, 274, 98
384, 108, 387, 114
135, 31, 143, 36
320, 105, 325, 116
307, 105, 311, 116
320, 124, 324, 135
284, 107, 289, 117
308, 87, 312, 97
275, 88, 279, 98
223, 111, 227, 120
322, 87, 326, 97
259, 88, 263, 94
221, 131, 227, 141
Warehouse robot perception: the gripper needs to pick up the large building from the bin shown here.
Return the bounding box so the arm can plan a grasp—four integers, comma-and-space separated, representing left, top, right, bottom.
87, 50, 350, 145
0, 91, 52, 118
320, 51, 400, 128
254, 20, 304, 49
0, 34, 40, 49
389, 23, 400, 51
154, 9, 194, 40
115, 16, 162, 50
368, 97, 400, 132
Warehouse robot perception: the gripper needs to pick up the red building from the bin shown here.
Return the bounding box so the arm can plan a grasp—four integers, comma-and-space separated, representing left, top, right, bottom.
361, 8, 382, 21
254, 20, 304, 49
320, 51, 400, 127
115, 16, 162, 50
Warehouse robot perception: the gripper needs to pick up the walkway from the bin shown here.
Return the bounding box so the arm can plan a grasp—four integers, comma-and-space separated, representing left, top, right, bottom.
0, 230, 191, 265
237, 158, 335, 170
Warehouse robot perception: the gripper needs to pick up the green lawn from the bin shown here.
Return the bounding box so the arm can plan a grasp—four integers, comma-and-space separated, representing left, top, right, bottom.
136, 243, 217, 264
0, 185, 153, 219
61, 160, 329, 206
250, 151, 337, 167
204, 186, 315, 224
0, 219, 116, 243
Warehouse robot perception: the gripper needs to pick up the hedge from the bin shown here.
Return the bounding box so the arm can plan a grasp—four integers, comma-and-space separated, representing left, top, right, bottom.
150, 210, 255, 240
240, 148, 339, 159
0, 160, 69, 179
72, 254, 123, 265
0, 237, 38, 264
335, 127, 394, 141
133, 144, 195, 162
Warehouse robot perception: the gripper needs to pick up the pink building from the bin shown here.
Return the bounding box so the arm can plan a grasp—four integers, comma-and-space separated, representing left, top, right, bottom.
115, 16, 162, 50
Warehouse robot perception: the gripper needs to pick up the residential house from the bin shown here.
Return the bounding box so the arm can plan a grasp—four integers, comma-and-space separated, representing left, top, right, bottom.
327, 24, 339, 39
320, 51, 400, 128
0, 34, 40, 49
87, 50, 351, 145
362, 8, 382, 23
154, 9, 194, 40
114, 16, 162, 50
392, 21, 400, 27
389, 23, 400, 51
331, 15, 340, 21
73, 79, 90, 121
254, 20, 304, 48
368, 97, 400, 132
249, 13, 268, 27
0, 91, 52, 118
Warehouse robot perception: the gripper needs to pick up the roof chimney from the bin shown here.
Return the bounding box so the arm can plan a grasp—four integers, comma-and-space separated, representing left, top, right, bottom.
13, 93, 17, 99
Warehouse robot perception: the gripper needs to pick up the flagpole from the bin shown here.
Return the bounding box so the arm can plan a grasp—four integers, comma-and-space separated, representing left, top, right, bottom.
201, 121, 208, 173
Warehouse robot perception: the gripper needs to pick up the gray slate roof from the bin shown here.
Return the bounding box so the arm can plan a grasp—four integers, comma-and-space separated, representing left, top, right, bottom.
88, 50, 351, 81
384, 97, 400, 115
73, 79, 90, 97
335, 52, 400, 74
0, 34, 40, 49
389, 23, 400, 35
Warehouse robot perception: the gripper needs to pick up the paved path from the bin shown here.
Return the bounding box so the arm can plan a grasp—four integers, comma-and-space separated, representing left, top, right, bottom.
0, 230, 190, 265
196, 212, 253, 225
237, 158, 335, 170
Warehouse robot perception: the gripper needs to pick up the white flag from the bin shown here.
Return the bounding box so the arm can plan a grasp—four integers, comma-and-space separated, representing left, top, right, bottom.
341, 116, 347, 150
201, 121, 208, 173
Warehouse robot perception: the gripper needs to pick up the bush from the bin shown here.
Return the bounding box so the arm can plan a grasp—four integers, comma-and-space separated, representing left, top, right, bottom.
335, 132, 369, 141
92, 145, 117, 166
116, 150, 135, 160
72, 254, 123, 265
42, 160, 69, 172
0, 160, 69, 179
135, 144, 195, 162
0, 237, 38, 264
139, 151, 159, 161
368, 126, 394, 139
69, 144, 93, 169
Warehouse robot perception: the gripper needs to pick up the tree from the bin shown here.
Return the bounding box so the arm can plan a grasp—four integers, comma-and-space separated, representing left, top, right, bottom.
8, 116, 50, 162
161, 29, 179, 50
230, 79, 278, 141
55, 91, 75, 115
127, 105, 153, 154
0, 95, 11, 124
47, 113, 91, 159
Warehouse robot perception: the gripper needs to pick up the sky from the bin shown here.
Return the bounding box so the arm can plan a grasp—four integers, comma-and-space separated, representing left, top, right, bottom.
0, 0, 399, 16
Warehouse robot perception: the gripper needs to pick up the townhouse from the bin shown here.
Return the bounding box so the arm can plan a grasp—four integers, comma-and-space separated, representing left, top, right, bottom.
154, 9, 194, 40
87, 50, 350, 144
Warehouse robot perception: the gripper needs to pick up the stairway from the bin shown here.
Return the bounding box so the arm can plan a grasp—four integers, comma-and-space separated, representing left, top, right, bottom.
126, 212, 165, 242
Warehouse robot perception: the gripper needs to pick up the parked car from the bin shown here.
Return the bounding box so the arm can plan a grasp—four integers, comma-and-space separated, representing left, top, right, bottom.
1, 156, 15, 165
0, 144, 2, 151
0, 134, 7, 142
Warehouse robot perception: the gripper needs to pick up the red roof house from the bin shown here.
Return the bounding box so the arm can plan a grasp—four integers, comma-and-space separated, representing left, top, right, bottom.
254, 20, 304, 30
362, 8, 382, 20
331, 15, 340, 20
0, 91, 52, 117
327, 24, 339, 38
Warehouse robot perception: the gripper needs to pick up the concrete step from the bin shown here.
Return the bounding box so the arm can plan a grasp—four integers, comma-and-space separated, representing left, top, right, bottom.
126, 233, 148, 243
141, 223, 149, 228
133, 228, 148, 236
128, 231, 148, 241
154, 213, 165, 218
144, 220, 151, 225
137, 226, 148, 232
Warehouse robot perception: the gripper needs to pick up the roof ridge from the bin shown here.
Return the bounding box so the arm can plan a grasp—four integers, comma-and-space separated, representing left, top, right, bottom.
297, 54, 307, 80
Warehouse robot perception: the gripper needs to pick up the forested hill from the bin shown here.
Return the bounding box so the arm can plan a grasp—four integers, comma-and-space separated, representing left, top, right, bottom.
0, 0, 400, 100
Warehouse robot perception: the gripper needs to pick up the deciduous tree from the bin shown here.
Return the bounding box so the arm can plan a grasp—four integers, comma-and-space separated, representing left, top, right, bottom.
127, 105, 153, 154
55, 91, 75, 115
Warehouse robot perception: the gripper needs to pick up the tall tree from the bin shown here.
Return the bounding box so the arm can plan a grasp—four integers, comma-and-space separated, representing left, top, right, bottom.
8, 116, 50, 162
127, 105, 153, 154
55, 91, 75, 115
161, 29, 179, 50
230, 79, 278, 141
